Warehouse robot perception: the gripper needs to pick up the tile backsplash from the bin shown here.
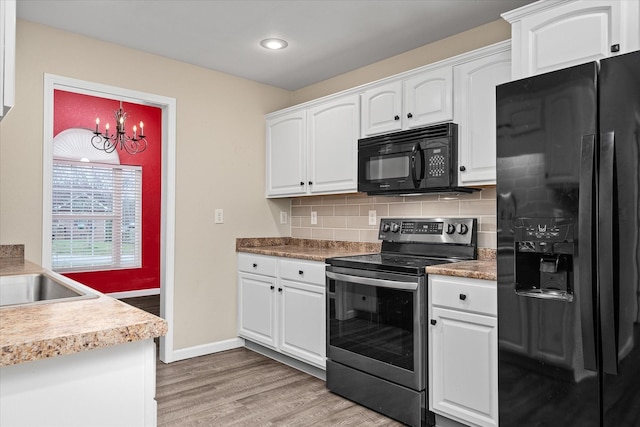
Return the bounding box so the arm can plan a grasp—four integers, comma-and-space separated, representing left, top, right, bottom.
291, 186, 497, 248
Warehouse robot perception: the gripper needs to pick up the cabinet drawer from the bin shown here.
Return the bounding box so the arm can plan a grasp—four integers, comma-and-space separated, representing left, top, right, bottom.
430, 276, 496, 316
237, 253, 277, 276
280, 259, 326, 285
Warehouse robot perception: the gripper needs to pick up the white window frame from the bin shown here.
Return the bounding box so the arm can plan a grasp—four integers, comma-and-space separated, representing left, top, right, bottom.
51, 160, 143, 272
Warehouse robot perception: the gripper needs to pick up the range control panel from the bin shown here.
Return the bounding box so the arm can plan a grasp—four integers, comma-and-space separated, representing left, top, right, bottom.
378, 218, 476, 245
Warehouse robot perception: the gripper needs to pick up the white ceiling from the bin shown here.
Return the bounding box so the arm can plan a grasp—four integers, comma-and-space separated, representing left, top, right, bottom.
17, 0, 535, 91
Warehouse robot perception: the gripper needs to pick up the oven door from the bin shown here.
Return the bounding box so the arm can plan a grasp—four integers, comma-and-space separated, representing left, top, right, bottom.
326, 265, 426, 390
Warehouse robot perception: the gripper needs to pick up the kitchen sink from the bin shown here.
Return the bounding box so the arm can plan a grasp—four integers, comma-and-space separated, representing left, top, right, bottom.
0, 273, 98, 307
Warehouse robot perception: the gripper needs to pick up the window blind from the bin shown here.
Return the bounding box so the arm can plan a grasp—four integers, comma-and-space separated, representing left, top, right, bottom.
52, 160, 142, 272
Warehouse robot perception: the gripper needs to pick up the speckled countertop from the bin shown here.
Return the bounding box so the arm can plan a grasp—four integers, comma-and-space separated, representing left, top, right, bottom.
426, 260, 496, 281
237, 237, 381, 262
237, 238, 497, 281
0, 253, 167, 367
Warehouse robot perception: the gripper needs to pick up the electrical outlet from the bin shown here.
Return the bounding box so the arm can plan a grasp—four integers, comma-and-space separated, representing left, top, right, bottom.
280, 211, 288, 224
214, 209, 224, 224
368, 210, 377, 226
310, 211, 317, 225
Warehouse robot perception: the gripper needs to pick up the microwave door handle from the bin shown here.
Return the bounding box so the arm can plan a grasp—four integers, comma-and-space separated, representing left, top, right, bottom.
326, 271, 419, 291
410, 142, 424, 188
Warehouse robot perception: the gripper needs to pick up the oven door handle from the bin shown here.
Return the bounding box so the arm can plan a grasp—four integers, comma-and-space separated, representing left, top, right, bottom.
326, 271, 419, 291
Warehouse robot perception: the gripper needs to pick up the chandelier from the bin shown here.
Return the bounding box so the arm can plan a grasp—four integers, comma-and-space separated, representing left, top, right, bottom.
92, 101, 147, 154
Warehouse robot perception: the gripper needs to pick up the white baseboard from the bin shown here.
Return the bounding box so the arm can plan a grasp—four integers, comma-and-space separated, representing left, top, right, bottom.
166, 338, 245, 363
108, 288, 160, 299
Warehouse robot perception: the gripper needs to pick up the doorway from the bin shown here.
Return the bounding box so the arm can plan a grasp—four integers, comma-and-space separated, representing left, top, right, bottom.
42, 74, 177, 363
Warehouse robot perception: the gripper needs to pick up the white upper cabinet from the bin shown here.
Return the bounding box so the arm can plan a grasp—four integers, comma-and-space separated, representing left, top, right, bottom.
403, 67, 453, 130
266, 93, 359, 198
360, 81, 403, 136
361, 66, 453, 137
454, 43, 511, 186
0, 0, 16, 121
266, 111, 307, 197
306, 94, 359, 195
504, 0, 640, 79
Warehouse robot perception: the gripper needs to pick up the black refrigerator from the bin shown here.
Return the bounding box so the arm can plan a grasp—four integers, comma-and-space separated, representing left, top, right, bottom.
496, 50, 640, 426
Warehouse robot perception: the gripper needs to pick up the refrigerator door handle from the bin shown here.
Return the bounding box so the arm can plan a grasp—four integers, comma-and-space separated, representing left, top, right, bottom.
579, 134, 597, 372
599, 131, 618, 375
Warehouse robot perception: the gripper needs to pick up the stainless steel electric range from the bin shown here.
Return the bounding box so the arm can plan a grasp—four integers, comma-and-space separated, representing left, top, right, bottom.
325, 217, 477, 427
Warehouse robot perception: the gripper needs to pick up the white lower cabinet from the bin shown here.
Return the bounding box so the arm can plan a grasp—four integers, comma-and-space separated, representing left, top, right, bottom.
428, 275, 498, 427
238, 253, 326, 369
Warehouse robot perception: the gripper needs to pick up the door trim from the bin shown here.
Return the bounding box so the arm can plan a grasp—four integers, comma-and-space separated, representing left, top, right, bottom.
42, 74, 177, 363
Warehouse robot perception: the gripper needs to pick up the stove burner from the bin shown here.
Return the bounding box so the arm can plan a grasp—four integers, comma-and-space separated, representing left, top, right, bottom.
326, 252, 456, 275
326, 218, 477, 275
339, 253, 455, 268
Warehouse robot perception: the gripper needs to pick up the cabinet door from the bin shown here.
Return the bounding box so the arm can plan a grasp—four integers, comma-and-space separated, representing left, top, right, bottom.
265, 111, 306, 197
430, 307, 498, 427
0, 0, 16, 120
361, 80, 402, 137
403, 67, 453, 129
510, 0, 640, 78
307, 94, 359, 194
238, 272, 277, 348
455, 49, 511, 186
279, 279, 326, 368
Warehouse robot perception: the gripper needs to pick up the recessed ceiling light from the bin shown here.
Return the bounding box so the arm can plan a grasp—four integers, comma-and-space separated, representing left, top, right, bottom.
260, 38, 288, 50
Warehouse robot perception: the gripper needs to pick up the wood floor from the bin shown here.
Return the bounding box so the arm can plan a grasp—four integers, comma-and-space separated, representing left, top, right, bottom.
156, 348, 403, 426
121, 295, 402, 426
119, 294, 160, 317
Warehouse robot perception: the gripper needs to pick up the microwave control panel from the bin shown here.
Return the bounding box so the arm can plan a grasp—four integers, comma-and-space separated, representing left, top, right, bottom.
426, 147, 447, 178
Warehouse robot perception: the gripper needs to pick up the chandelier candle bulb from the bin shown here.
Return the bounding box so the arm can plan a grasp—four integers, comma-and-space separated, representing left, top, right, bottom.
95, 117, 99, 133
133, 125, 137, 138
139, 121, 144, 136
105, 123, 109, 135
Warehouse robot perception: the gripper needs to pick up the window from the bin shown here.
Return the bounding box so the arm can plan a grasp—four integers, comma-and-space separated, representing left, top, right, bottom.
52, 160, 142, 272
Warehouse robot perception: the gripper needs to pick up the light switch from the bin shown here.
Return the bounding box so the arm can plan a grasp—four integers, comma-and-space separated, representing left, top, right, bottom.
215, 209, 224, 224
280, 211, 288, 224
311, 211, 317, 225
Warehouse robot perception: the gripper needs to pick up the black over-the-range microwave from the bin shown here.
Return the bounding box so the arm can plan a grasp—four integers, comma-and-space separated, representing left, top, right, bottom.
357, 123, 478, 196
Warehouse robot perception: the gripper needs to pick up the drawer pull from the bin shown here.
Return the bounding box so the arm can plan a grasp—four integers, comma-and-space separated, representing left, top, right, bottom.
252, 263, 257, 268
430, 319, 437, 325
270, 285, 275, 290
459, 293, 467, 301
278, 288, 283, 292
298, 270, 304, 275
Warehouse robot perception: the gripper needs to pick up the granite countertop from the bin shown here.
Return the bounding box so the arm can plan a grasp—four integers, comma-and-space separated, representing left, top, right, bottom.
237, 237, 497, 281
0, 257, 167, 367
236, 237, 381, 262
426, 259, 496, 281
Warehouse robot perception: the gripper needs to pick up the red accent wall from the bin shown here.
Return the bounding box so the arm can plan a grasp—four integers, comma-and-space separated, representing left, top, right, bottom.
54, 90, 162, 294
